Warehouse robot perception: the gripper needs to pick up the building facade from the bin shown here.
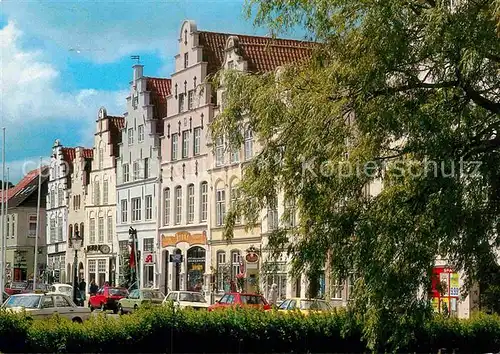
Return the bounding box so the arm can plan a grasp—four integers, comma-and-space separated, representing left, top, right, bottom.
46, 140, 77, 284
84, 107, 123, 288
4, 167, 48, 282
115, 65, 170, 288
159, 20, 213, 296
66, 147, 93, 285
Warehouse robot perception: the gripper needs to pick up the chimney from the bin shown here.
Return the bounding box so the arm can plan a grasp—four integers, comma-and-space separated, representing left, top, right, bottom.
133, 64, 144, 82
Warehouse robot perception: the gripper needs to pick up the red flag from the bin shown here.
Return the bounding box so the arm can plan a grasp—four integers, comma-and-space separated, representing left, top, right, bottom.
129, 242, 136, 269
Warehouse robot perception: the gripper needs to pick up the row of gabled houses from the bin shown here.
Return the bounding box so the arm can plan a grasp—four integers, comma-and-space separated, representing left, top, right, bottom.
3, 19, 479, 317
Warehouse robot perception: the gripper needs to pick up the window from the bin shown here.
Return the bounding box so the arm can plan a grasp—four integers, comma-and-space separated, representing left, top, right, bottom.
145, 195, 153, 220
215, 137, 224, 166
231, 147, 239, 163
133, 161, 140, 181
28, 215, 37, 237
57, 216, 63, 242
144, 158, 149, 179
200, 182, 208, 222
132, 197, 141, 222
175, 187, 182, 225
184, 52, 189, 68
193, 127, 201, 156
58, 186, 64, 206
98, 259, 106, 286
188, 90, 194, 110
231, 186, 241, 224
164, 188, 170, 226
267, 197, 278, 231
216, 251, 228, 292
330, 278, 343, 300
284, 197, 296, 228
187, 184, 195, 223
98, 148, 103, 169
50, 190, 55, 208
128, 128, 134, 145
178, 93, 185, 113
119, 240, 128, 254
216, 188, 226, 226
121, 200, 128, 223
231, 250, 241, 278
143, 238, 154, 252
88, 260, 96, 284
107, 216, 113, 243
171, 134, 179, 160
138, 125, 145, 142
123, 163, 130, 183
103, 180, 108, 205
89, 218, 96, 244
182, 131, 189, 158
98, 217, 104, 243
50, 219, 56, 243
244, 128, 253, 160
94, 181, 100, 205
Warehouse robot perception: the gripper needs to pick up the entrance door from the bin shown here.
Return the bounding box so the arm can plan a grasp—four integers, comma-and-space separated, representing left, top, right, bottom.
164, 250, 169, 294
174, 249, 181, 291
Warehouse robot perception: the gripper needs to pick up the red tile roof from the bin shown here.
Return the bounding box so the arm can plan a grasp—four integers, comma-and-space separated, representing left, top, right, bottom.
198, 31, 313, 74
82, 148, 93, 159
1, 166, 49, 205
61, 147, 76, 162
146, 77, 171, 135
109, 116, 125, 131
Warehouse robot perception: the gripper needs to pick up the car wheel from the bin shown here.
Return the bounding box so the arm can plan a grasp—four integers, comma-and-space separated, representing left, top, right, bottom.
89, 303, 94, 312
133, 304, 138, 312
72, 317, 82, 323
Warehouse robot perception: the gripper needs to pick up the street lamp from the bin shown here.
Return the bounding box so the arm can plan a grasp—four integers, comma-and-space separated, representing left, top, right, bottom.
71, 230, 82, 305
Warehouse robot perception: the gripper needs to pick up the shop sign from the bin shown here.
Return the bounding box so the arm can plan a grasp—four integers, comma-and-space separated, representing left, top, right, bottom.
161, 231, 207, 248
187, 257, 205, 263
143, 253, 154, 264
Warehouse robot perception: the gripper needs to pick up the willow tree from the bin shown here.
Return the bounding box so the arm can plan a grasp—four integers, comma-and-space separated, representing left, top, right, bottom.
211, 0, 500, 350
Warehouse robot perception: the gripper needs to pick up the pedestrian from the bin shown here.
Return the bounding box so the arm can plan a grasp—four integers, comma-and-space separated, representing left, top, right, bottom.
268, 283, 278, 306
78, 279, 87, 301
89, 279, 98, 296
230, 280, 237, 293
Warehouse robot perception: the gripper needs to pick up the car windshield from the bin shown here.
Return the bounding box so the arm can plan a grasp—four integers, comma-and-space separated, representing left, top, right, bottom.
108, 288, 128, 296
240, 295, 265, 305
179, 292, 206, 303
3, 295, 40, 309
300, 300, 330, 311
142, 291, 164, 299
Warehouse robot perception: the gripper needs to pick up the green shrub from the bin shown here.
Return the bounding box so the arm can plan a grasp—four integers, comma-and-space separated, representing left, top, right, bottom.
0, 307, 499, 353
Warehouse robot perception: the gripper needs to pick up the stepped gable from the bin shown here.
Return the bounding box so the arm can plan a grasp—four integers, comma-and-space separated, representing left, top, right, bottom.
198, 30, 313, 75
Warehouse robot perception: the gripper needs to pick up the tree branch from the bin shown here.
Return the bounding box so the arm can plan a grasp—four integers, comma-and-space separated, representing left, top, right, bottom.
461, 82, 500, 115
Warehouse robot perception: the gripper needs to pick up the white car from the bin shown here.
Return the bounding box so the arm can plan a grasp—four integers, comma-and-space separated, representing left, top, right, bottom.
2, 293, 91, 322
49, 283, 73, 297
162, 291, 210, 310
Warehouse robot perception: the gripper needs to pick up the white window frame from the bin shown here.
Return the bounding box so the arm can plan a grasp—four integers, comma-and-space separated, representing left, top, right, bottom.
145, 195, 153, 220
175, 186, 182, 225
171, 134, 179, 161
123, 163, 130, 183
133, 161, 140, 181
89, 218, 96, 244
182, 131, 189, 158
98, 216, 104, 243
98, 148, 103, 169
244, 128, 253, 160
132, 197, 141, 222
216, 188, 226, 226
138, 124, 145, 142
164, 188, 170, 226
188, 89, 194, 110
128, 128, 134, 145
103, 179, 108, 205
200, 182, 208, 222
121, 200, 128, 223
107, 215, 113, 243
187, 184, 195, 224
215, 137, 224, 167
178, 93, 185, 113
193, 127, 201, 156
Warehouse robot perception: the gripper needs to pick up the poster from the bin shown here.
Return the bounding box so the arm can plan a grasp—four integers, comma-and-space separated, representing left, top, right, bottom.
440, 273, 449, 296
450, 273, 459, 297
440, 297, 450, 314
431, 297, 440, 313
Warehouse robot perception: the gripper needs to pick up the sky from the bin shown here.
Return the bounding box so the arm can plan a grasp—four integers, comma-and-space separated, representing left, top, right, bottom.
0, 0, 304, 184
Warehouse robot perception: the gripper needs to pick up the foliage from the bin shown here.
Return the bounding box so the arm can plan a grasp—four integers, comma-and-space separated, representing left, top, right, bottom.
119, 251, 133, 289
210, 0, 500, 350
0, 307, 499, 353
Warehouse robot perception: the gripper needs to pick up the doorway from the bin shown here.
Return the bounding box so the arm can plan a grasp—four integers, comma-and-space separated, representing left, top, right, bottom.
164, 250, 169, 294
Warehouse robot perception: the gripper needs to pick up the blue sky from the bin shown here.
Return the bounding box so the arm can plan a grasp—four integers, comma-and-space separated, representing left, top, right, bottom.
0, 0, 304, 183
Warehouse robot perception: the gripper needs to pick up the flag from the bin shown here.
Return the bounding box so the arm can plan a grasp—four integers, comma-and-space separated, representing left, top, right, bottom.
129, 241, 136, 269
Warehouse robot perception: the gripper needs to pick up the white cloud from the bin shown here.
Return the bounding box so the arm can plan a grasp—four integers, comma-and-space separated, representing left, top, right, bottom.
0, 22, 126, 124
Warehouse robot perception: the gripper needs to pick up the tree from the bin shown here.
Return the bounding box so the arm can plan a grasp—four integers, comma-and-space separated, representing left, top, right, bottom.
211, 0, 500, 350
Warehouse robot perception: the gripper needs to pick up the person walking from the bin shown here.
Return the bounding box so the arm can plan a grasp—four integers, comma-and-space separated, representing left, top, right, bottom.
78, 279, 87, 302
268, 283, 278, 306
89, 280, 98, 296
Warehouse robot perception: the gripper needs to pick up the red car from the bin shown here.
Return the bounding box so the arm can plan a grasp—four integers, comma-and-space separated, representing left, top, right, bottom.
4, 282, 26, 295
208, 292, 271, 311
88, 287, 128, 313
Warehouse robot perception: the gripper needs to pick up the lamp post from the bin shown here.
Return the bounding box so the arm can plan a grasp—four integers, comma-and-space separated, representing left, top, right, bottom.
71, 230, 82, 305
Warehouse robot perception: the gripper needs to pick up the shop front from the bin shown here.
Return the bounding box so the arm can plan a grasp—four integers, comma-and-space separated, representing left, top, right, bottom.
430, 266, 460, 316
161, 231, 208, 294
85, 244, 114, 287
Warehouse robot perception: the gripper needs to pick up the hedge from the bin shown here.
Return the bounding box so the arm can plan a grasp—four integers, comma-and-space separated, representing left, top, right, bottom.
0, 306, 499, 353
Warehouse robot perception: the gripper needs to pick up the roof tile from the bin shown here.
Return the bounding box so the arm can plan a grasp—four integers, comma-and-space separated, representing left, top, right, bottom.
146, 77, 172, 121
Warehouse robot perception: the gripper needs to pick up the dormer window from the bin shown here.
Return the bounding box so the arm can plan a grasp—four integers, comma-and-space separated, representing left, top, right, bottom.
184, 53, 189, 69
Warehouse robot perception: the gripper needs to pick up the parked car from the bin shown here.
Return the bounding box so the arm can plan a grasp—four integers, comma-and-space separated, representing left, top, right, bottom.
1, 291, 10, 303
276, 298, 332, 314
2, 293, 91, 322
47, 283, 84, 306
88, 287, 128, 313
22, 281, 50, 293
162, 291, 210, 311
208, 292, 271, 311
117, 288, 164, 314
4, 282, 26, 295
